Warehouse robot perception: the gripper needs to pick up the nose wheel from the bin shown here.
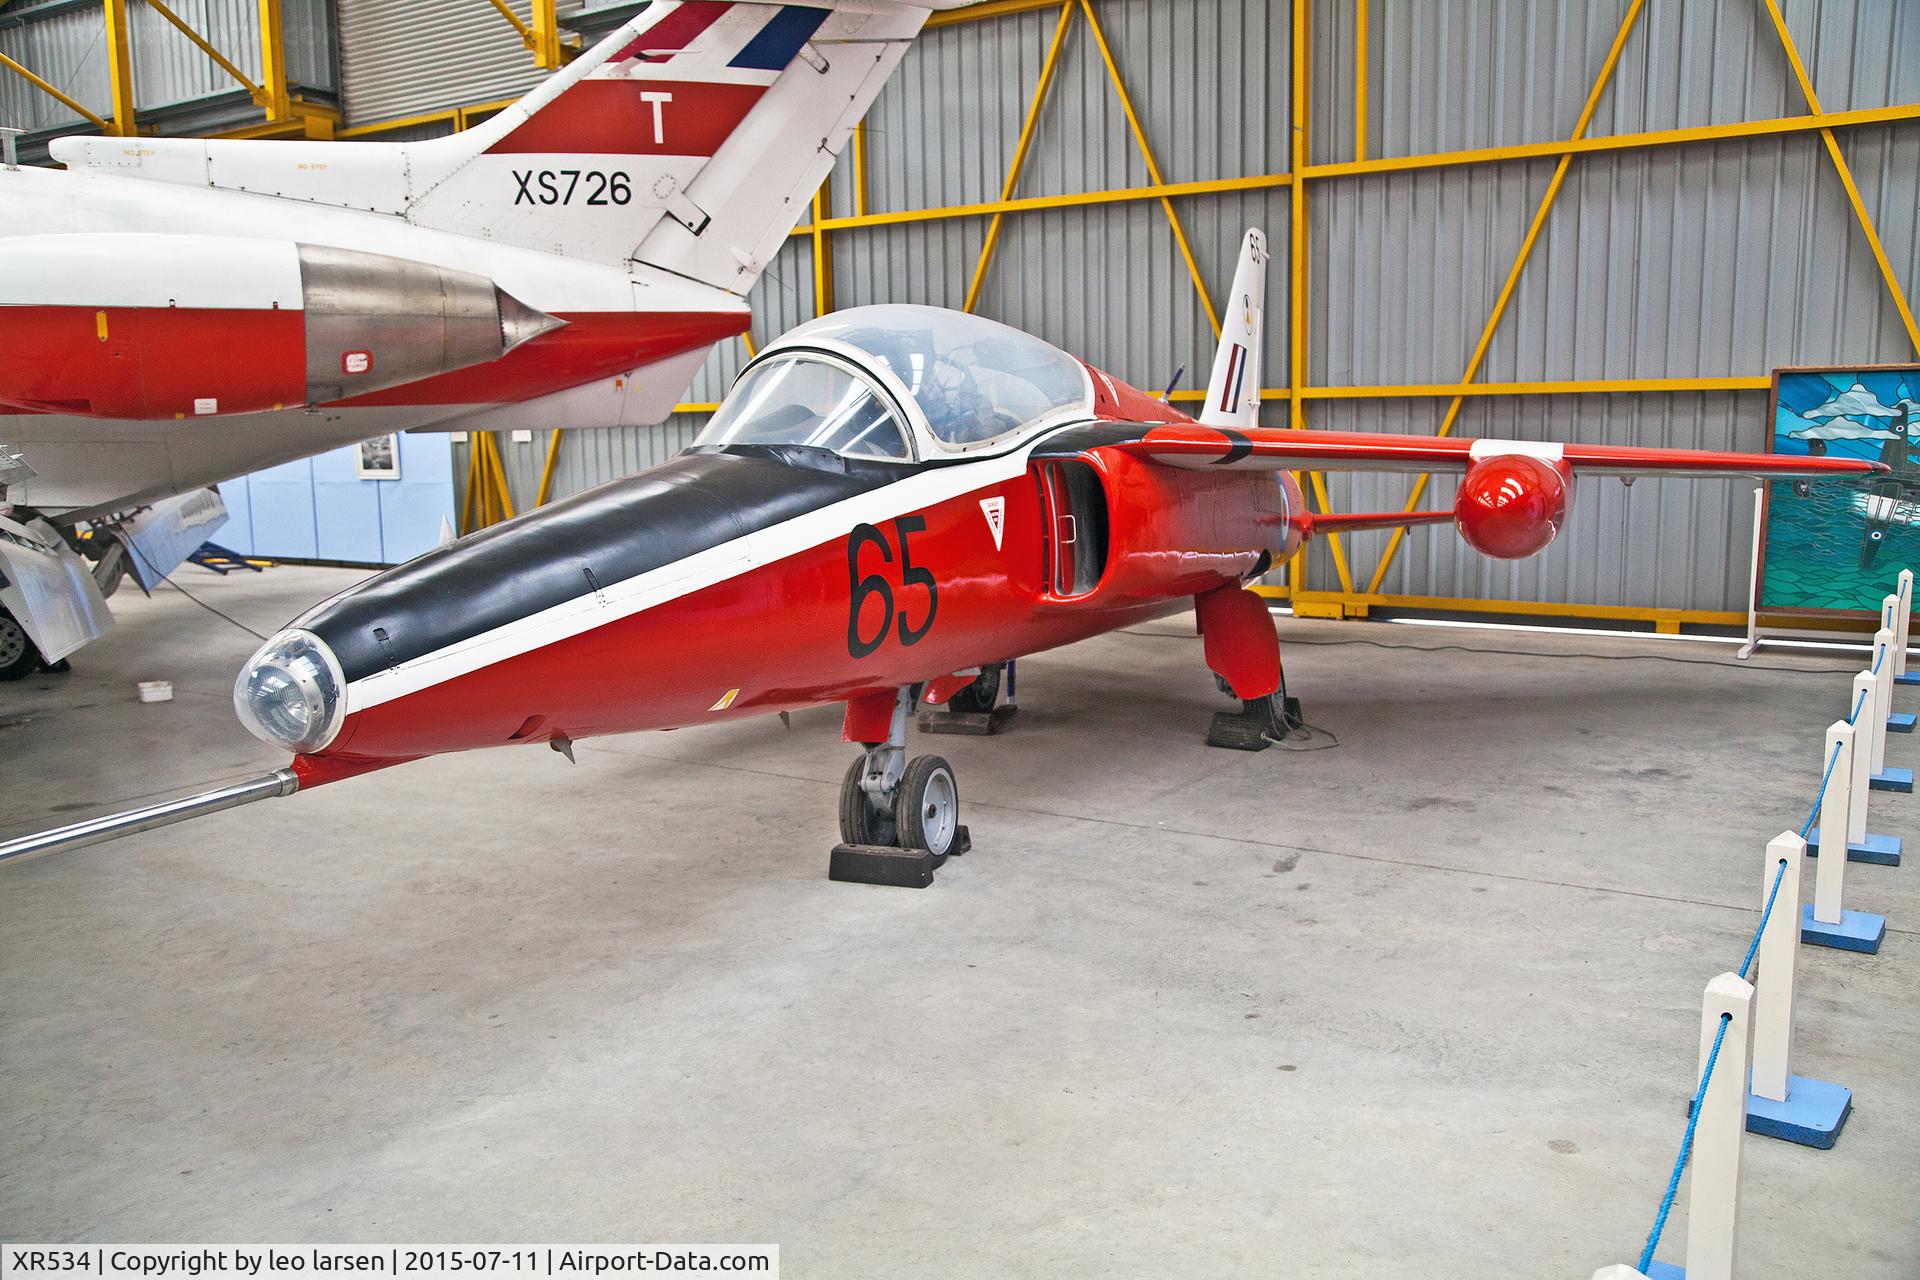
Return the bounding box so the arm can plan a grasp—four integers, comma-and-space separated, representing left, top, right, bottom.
831, 687, 971, 888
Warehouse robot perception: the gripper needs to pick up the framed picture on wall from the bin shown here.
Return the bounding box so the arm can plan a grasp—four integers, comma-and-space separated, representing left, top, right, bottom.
1757, 364, 1920, 621
355, 434, 402, 481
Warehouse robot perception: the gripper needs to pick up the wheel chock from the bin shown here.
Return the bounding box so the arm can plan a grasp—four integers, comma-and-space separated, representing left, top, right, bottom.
828, 827, 970, 888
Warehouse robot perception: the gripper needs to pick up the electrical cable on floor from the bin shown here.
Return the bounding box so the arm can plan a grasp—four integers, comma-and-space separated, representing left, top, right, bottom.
121, 536, 269, 642
1117, 627, 1867, 676
1262, 670, 1341, 752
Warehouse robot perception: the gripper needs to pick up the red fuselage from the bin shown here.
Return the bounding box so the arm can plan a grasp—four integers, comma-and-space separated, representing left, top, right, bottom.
273, 379, 1302, 787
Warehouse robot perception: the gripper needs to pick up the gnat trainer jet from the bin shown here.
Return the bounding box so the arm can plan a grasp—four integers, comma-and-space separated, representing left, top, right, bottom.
0, 0, 955, 680
0, 230, 1882, 875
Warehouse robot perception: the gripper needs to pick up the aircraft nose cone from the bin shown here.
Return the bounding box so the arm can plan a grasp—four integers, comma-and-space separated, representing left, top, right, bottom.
497, 287, 567, 354
233, 629, 347, 754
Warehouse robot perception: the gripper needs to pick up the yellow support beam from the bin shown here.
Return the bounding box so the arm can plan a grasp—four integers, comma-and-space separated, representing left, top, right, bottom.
1353, 0, 1367, 162
101, 0, 136, 135
811, 185, 833, 316
1251, 585, 1747, 632
1306, 374, 1773, 400
0, 51, 112, 132
801, 104, 1920, 243
963, 0, 1074, 314
824, 170, 1292, 233
1362, 0, 1646, 598
256, 0, 290, 122
1760, 0, 1920, 357
852, 122, 870, 218
531, 0, 574, 69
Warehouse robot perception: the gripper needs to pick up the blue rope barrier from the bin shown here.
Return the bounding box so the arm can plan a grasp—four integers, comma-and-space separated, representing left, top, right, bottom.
1846, 686, 1869, 725
1800, 739, 1846, 839
1638, 1012, 1735, 1275
1739, 857, 1790, 980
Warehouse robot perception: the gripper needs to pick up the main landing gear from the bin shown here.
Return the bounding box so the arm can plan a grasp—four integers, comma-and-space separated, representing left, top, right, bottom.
831, 685, 971, 888
1195, 583, 1304, 752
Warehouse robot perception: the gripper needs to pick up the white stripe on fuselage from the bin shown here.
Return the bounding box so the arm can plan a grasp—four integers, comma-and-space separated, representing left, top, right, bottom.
333, 445, 1040, 714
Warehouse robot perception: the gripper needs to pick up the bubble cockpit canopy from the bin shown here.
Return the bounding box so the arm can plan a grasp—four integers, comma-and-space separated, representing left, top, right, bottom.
695, 305, 1094, 461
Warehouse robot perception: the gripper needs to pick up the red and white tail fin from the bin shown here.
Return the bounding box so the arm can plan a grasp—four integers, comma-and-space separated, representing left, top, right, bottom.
52, 2, 949, 292
407, 0, 935, 288
1198, 229, 1267, 429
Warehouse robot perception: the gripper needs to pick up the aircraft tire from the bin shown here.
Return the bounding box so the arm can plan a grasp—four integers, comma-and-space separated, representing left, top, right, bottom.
896, 755, 960, 858
0, 610, 41, 681
840, 754, 899, 847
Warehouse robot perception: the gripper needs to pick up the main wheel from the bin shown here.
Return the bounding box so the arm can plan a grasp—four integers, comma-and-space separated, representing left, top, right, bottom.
947, 666, 1001, 714
839, 753, 899, 847
0, 610, 40, 681
895, 755, 960, 857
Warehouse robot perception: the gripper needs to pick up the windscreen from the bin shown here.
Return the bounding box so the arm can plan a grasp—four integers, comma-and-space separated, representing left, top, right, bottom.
696, 356, 911, 461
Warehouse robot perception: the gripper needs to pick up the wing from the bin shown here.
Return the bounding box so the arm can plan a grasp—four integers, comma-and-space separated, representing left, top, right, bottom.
1035, 422, 1885, 481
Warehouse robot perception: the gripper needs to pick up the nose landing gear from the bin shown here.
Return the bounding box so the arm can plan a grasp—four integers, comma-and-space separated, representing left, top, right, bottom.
831, 685, 971, 888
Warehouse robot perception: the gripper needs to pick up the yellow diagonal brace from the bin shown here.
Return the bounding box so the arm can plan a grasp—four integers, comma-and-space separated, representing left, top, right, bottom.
963, 0, 1075, 313
1077, 0, 1220, 339
1761, 0, 1920, 356
1363, 0, 1645, 597
144, 0, 264, 100
536, 430, 564, 507
484, 0, 536, 48
0, 52, 112, 132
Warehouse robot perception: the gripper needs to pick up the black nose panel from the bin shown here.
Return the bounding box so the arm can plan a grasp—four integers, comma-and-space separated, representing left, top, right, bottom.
296, 447, 905, 684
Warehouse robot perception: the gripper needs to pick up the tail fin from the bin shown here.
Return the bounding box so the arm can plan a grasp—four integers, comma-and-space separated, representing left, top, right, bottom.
1198, 229, 1267, 429
49, 2, 951, 295
407, 1, 935, 289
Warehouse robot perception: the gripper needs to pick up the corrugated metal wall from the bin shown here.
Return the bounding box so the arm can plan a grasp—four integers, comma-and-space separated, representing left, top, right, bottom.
0, 0, 335, 135
469, 0, 1917, 619
336, 0, 582, 127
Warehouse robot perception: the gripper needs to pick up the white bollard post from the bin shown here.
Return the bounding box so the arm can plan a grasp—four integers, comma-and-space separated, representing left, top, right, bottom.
1748, 826, 1854, 1146
1871, 627, 1895, 775
1898, 570, 1913, 678
1592, 1268, 1650, 1280
1817, 720, 1855, 926
1684, 973, 1753, 1280
1848, 674, 1873, 846
1749, 833, 1805, 1105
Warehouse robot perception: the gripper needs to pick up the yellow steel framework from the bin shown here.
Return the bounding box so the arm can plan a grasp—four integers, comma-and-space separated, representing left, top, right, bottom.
10, 0, 1911, 591
776, 0, 1920, 631
366, 0, 1920, 567
0, 0, 335, 140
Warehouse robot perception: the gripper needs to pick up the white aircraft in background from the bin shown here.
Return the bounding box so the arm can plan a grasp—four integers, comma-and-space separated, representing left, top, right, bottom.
0, 0, 961, 681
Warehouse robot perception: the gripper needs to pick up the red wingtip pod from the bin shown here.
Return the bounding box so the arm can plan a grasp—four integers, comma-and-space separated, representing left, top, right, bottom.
1455, 453, 1571, 560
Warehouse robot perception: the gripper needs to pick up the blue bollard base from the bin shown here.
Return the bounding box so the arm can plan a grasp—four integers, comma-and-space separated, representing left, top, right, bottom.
1869, 765, 1914, 793
1890, 712, 1917, 733
1897, 672, 1920, 687
1644, 1262, 1685, 1280
1801, 903, 1886, 953
1747, 1076, 1852, 1148
1805, 827, 1903, 866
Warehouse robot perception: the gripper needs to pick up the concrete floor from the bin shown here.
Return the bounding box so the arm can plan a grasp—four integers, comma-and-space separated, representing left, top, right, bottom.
2, 565, 1917, 1277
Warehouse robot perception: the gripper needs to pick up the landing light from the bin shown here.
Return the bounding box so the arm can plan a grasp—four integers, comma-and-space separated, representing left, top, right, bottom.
233, 629, 345, 753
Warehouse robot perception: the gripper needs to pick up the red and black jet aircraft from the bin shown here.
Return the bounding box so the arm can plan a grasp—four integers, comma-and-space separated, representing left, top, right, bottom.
0, 230, 1882, 871
218, 229, 1881, 864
